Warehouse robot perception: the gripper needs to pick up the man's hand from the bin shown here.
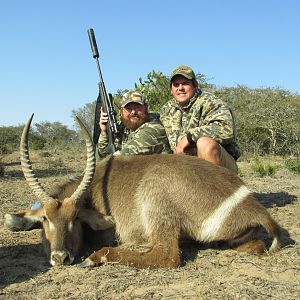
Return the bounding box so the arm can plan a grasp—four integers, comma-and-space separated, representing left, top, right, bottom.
175, 136, 190, 154
99, 107, 108, 134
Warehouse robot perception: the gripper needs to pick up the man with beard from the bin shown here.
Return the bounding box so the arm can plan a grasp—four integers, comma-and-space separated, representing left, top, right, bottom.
97, 91, 171, 157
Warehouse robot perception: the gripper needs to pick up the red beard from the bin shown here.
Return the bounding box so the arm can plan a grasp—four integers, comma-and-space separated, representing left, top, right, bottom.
121, 113, 148, 131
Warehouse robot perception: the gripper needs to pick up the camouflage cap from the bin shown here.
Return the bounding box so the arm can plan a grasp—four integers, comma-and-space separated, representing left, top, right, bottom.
121, 91, 145, 108
170, 65, 196, 82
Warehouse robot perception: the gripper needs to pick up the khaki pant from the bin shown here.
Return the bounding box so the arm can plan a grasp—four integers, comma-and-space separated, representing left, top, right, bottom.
186, 144, 238, 174
219, 145, 238, 173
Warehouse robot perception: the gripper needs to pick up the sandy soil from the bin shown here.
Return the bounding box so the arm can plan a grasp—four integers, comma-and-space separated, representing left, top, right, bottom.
0, 150, 299, 300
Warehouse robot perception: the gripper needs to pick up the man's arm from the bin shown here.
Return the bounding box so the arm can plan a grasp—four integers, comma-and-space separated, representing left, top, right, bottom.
96, 107, 110, 158
188, 94, 236, 145
97, 133, 110, 158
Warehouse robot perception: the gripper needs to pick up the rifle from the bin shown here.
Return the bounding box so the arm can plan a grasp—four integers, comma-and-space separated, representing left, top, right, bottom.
87, 28, 118, 154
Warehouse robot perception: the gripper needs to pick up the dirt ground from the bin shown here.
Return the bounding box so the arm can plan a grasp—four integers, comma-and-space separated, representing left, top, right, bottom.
0, 150, 299, 300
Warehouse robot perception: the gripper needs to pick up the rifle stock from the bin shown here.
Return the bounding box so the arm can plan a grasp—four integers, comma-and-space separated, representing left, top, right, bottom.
88, 28, 118, 153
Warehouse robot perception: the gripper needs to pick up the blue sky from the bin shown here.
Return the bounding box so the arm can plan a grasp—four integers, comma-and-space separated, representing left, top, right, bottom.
1, 0, 299, 128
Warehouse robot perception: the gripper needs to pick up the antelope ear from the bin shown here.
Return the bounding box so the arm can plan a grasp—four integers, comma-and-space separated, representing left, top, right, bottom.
77, 209, 115, 231
4, 208, 44, 231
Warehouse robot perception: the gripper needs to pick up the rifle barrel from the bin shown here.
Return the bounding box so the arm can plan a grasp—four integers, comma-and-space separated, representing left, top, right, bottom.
87, 28, 99, 59
88, 28, 118, 153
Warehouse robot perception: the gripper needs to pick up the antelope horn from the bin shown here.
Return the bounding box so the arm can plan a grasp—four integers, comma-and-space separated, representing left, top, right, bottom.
20, 114, 54, 202
69, 116, 96, 201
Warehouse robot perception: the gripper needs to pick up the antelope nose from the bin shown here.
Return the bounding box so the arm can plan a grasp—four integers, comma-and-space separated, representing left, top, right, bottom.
51, 251, 71, 265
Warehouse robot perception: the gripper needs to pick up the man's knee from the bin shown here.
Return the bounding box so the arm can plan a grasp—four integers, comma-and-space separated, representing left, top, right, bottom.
196, 136, 237, 173
196, 137, 221, 163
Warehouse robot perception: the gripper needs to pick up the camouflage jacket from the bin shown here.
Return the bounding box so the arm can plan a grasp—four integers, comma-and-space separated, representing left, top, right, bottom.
97, 114, 171, 158
160, 91, 241, 160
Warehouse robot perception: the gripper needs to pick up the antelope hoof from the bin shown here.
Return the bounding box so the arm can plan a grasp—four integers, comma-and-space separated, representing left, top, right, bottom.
78, 258, 96, 268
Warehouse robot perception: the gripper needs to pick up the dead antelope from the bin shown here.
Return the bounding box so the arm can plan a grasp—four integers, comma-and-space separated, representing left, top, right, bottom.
5, 114, 281, 268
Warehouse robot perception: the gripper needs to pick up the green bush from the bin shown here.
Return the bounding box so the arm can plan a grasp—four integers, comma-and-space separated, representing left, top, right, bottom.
31, 136, 46, 150
285, 158, 300, 174
0, 126, 22, 154
266, 163, 278, 176
251, 157, 278, 177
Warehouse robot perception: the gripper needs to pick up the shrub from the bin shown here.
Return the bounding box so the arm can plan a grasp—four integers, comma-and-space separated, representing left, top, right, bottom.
0, 126, 23, 154
31, 136, 46, 150
285, 158, 300, 174
266, 163, 278, 176
251, 156, 278, 177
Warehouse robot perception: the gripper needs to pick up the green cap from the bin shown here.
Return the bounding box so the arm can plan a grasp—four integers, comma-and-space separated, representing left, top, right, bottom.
170, 65, 196, 82
121, 91, 145, 108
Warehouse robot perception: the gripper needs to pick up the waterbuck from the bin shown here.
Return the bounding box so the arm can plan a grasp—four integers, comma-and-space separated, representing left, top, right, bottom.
5, 114, 281, 268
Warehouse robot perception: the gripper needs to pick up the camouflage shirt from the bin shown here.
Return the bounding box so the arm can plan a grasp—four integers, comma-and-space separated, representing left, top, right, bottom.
160, 90, 241, 160
98, 114, 171, 158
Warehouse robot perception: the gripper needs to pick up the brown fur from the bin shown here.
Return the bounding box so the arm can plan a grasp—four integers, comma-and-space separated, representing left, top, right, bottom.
5, 154, 281, 268
233, 239, 266, 255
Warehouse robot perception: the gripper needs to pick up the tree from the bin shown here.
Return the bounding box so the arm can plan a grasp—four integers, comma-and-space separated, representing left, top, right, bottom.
217, 86, 300, 156
0, 125, 23, 154
134, 70, 170, 112
71, 102, 96, 137
34, 121, 78, 148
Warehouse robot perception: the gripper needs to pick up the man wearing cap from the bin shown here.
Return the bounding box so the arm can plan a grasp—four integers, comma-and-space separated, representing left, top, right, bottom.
160, 65, 241, 173
98, 90, 171, 157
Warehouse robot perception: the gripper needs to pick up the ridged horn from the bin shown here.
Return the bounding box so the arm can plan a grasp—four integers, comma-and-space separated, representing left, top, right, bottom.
20, 114, 54, 202
69, 116, 96, 201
